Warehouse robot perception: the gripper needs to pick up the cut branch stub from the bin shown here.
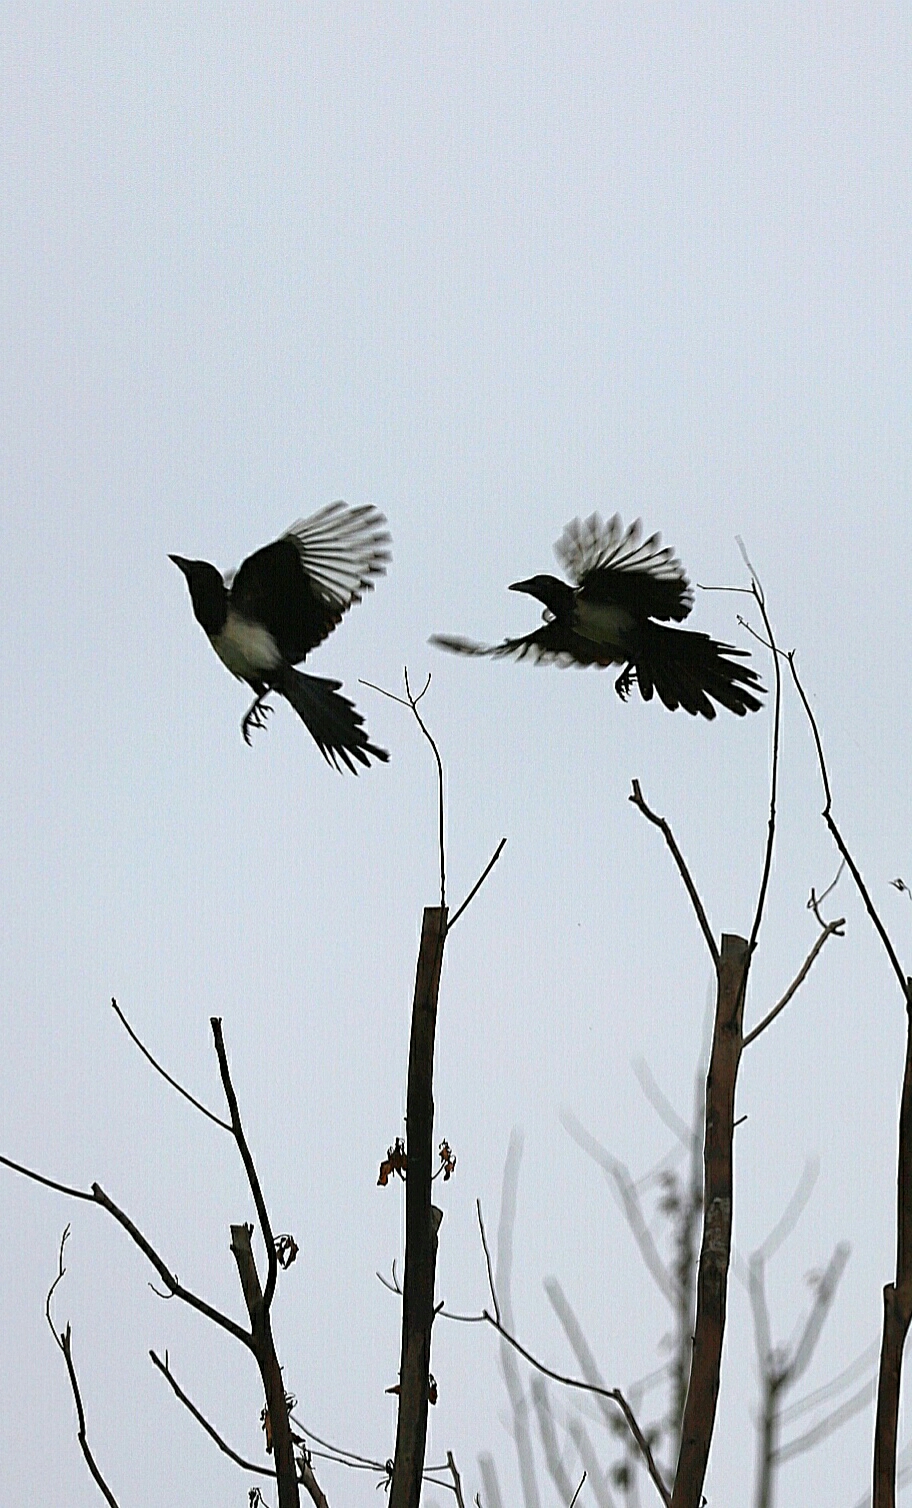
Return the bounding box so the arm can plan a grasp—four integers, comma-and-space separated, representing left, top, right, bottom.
389, 905, 448, 1508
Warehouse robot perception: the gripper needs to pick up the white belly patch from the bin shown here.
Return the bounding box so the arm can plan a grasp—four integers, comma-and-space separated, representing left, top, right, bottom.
573, 599, 634, 646
213, 613, 283, 679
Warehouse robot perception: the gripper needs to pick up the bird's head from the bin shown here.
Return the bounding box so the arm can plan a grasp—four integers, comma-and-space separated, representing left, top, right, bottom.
509, 573, 574, 618
169, 554, 228, 634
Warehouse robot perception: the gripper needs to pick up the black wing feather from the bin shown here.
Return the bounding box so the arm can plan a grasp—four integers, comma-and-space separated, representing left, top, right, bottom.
555, 513, 693, 622
230, 503, 390, 663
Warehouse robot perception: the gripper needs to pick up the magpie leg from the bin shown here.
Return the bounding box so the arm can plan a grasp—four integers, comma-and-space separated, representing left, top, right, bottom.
241, 691, 274, 745
614, 664, 637, 701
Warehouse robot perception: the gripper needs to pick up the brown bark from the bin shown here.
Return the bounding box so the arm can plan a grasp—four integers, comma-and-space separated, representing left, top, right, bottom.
671, 934, 750, 1508
872, 984, 912, 1508
230, 1223, 300, 1508
389, 906, 448, 1508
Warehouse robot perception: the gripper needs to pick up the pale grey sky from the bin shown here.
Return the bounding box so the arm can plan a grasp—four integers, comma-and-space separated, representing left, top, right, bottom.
2, 5, 912, 1505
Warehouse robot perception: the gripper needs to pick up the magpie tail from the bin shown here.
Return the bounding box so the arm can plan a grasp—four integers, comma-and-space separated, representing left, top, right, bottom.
635, 623, 764, 718
276, 666, 388, 772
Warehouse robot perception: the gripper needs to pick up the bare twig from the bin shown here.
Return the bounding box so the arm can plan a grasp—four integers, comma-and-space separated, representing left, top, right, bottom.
111, 998, 231, 1130
481, 1310, 670, 1508
734, 553, 782, 958
446, 1451, 467, 1508
476, 1200, 501, 1326
362, 672, 446, 909
0, 1152, 94, 1202
629, 781, 719, 968
448, 838, 508, 930
787, 653, 908, 996
210, 1018, 279, 1312
150, 1348, 273, 1476
569, 1473, 587, 1508
743, 921, 845, 1046
46, 1229, 120, 1508
89, 1182, 253, 1347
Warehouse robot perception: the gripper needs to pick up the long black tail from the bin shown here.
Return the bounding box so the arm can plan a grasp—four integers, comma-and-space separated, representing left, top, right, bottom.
633, 623, 764, 718
276, 666, 388, 771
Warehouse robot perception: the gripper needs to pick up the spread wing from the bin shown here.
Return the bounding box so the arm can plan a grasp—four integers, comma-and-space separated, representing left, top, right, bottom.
430, 629, 622, 668
555, 514, 693, 622
230, 503, 390, 663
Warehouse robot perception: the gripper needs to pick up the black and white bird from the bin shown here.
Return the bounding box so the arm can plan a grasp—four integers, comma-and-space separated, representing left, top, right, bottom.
432, 514, 763, 719
170, 503, 390, 770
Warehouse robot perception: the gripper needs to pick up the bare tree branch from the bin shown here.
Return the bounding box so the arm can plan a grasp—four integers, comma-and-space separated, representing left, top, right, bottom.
210, 1018, 279, 1313
150, 1348, 274, 1476
46, 1228, 120, 1508
390, 905, 448, 1508
449, 838, 508, 930
481, 1310, 670, 1508
735, 560, 782, 958
672, 934, 749, 1508
111, 998, 231, 1131
629, 781, 719, 969
89, 1183, 253, 1348
230, 1223, 299, 1507
0, 1152, 94, 1202
743, 921, 845, 1047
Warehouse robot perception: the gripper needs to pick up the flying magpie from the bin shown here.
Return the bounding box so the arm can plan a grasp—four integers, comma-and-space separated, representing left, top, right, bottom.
432, 514, 763, 718
170, 502, 390, 770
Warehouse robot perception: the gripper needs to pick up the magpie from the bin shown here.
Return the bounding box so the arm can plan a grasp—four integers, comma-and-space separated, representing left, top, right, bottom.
170, 503, 390, 770
431, 513, 764, 718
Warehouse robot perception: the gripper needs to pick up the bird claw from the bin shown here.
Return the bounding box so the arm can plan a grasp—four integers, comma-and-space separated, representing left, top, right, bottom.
614, 666, 636, 701
241, 698, 274, 745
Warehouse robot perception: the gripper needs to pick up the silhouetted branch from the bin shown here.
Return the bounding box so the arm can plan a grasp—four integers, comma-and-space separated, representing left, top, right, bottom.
743, 919, 845, 1046
735, 557, 782, 958
111, 997, 231, 1131
362, 672, 446, 909
481, 1310, 670, 1508
390, 905, 448, 1508
449, 838, 508, 930
787, 653, 908, 997
672, 934, 749, 1508
150, 1348, 273, 1476
211, 1017, 279, 1312
88, 1182, 253, 1346
629, 781, 719, 968
0, 1152, 94, 1202
476, 1200, 501, 1326
46, 1228, 120, 1508
230, 1224, 299, 1507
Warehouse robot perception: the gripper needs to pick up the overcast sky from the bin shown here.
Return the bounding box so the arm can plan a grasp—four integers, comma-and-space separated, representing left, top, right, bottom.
2, 5, 912, 1506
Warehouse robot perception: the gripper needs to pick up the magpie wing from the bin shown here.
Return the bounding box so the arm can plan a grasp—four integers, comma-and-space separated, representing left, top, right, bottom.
431, 627, 612, 667
230, 503, 390, 662
554, 513, 693, 622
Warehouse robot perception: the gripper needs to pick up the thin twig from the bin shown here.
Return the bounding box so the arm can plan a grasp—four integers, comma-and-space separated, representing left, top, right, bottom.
150, 1349, 273, 1476
0, 1152, 94, 1202
481, 1311, 671, 1508
210, 1018, 279, 1313
735, 554, 782, 959
404, 668, 446, 912
362, 672, 446, 910
111, 998, 231, 1131
448, 839, 508, 930
629, 781, 719, 968
476, 1200, 501, 1326
90, 1182, 253, 1348
447, 1451, 467, 1508
569, 1473, 587, 1508
46, 1229, 120, 1508
743, 919, 845, 1046
788, 652, 909, 997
